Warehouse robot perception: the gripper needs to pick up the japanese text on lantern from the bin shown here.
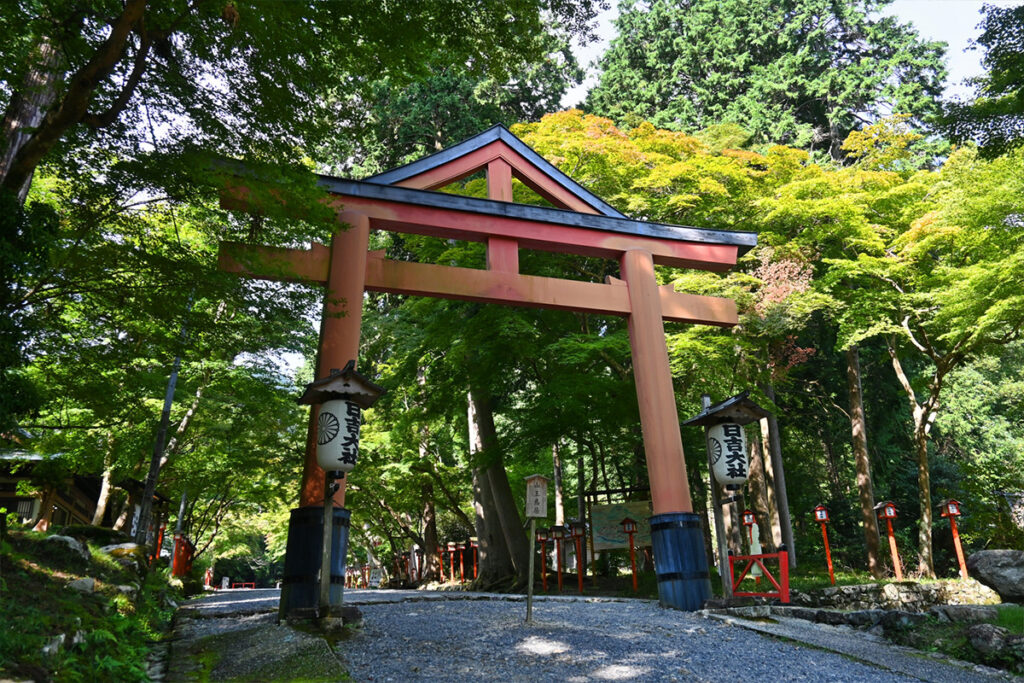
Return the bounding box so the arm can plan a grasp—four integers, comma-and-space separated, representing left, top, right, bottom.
339, 401, 361, 467
722, 424, 746, 479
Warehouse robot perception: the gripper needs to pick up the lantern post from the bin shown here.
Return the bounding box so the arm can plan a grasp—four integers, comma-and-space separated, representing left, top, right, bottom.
682, 393, 771, 600
813, 505, 835, 585
536, 527, 550, 592
742, 510, 755, 545
875, 501, 903, 581
621, 517, 639, 592
551, 524, 567, 592
524, 474, 549, 623
941, 500, 968, 580
292, 361, 384, 622
570, 520, 586, 594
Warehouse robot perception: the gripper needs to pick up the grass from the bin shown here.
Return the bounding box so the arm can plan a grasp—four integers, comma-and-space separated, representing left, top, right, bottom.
885, 608, 1023, 674
0, 529, 180, 682
995, 604, 1024, 635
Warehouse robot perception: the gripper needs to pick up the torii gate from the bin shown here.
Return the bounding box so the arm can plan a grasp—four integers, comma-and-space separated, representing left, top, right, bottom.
219, 125, 755, 610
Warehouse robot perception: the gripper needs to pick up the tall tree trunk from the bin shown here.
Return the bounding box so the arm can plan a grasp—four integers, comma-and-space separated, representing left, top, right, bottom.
471, 463, 513, 583
421, 481, 440, 582
759, 421, 784, 547
1, 38, 61, 203
468, 389, 517, 585
887, 341, 937, 578
761, 383, 796, 567
552, 440, 565, 525
0, 0, 150, 198
846, 346, 883, 578
91, 434, 116, 525
134, 351, 182, 547
746, 435, 775, 552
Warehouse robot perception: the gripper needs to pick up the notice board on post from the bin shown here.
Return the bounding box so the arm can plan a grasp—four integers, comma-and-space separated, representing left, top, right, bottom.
591, 501, 653, 550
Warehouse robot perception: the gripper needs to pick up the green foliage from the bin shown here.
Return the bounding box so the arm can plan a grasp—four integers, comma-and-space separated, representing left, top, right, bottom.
939, 5, 1024, 158
586, 0, 946, 158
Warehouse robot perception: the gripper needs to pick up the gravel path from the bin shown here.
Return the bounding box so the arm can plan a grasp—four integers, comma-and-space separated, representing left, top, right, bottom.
177, 589, 1014, 682
340, 598, 915, 682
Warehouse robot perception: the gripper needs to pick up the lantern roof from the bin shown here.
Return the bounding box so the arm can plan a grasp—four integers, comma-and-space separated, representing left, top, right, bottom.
297, 360, 385, 408
680, 390, 771, 427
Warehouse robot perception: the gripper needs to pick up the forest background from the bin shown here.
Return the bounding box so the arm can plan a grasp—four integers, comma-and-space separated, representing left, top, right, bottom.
2, 0, 1023, 588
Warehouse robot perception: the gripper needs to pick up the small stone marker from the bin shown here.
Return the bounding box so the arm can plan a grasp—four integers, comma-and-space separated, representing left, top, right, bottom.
369, 568, 382, 588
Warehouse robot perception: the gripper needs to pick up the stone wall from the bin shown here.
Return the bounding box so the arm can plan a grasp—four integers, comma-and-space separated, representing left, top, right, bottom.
789, 579, 1000, 612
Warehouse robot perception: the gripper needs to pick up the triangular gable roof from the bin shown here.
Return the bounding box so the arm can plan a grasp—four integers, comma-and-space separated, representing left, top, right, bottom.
364, 124, 626, 218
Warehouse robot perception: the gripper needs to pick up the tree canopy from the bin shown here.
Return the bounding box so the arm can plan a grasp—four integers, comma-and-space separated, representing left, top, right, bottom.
586, 0, 947, 158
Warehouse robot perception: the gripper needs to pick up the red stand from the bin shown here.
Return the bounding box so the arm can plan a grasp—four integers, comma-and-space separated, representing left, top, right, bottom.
729, 551, 790, 603
820, 521, 835, 585
539, 539, 548, 592
886, 518, 903, 580
950, 516, 968, 580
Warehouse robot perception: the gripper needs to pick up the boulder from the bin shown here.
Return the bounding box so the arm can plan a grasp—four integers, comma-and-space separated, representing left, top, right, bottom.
967, 623, 1009, 656
967, 550, 1024, 602
44, 535, 90, 562
879, 610, 928, 631
99, 542, 145, 558
846, 609, 886, 627
928, 604, 999, 623
67, 577, 95, 593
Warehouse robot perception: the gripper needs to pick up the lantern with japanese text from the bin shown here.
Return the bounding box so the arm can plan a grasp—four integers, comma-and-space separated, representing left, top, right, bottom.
707, 422, 749, 487
813, 504, 829, 522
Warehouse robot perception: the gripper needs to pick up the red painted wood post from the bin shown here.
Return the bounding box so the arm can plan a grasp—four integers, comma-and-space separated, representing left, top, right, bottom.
556, 537, 564, 592
472, 541, 478, 579
820, 521, 835, 585
886, 518, 903, 581
627, 531, 638, 592
438, 545, 444, 579
448, 542, 457, 583
620, 248, 694, 516
299, 211, 370, 508
778, 550, 790, 604
540, 539, 548, 592
950, 516, 968, 580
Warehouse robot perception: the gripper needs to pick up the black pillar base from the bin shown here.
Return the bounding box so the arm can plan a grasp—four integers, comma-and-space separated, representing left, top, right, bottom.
649, 512, 711, 610
279, 506, 350, 619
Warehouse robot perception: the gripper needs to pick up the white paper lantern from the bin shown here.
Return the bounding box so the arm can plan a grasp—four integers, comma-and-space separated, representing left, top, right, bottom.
317, 399, 361, 473
708, 422, 749, 486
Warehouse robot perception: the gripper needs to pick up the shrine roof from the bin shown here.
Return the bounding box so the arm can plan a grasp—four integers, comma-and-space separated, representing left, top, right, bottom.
680, 391, 771, 427
316, 174, 757, 254
363, 125, 626, 218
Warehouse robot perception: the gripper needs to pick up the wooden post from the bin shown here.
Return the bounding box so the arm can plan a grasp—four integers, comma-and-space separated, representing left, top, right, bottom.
526, 519, 536, 623
621, 249, 693, 515
886, 518, 903, 581
300, 212, 370, 508
820, 521, 835, 585
950, 516, 968, 580
703, 397, 733, 598
318, 478, 333, 618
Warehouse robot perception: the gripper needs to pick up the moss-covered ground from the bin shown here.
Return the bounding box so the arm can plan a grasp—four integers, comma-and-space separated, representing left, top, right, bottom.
0, 528, 179, 682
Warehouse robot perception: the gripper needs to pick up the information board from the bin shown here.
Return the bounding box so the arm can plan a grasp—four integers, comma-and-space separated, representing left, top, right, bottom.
591, 500, 653, 551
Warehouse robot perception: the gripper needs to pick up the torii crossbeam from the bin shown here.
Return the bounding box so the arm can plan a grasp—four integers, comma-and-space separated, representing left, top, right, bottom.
219, 125, 756, 610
